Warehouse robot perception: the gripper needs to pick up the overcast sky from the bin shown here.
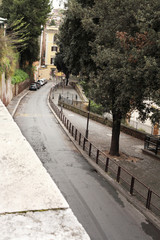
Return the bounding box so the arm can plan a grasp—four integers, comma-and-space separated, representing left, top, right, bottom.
52, 0, 67, 8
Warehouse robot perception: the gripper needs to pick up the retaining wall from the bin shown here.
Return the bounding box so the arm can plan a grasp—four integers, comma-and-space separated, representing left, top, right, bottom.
0, 72, 30, 106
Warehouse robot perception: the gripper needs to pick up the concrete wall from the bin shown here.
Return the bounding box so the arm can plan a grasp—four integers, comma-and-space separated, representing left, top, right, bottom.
0, 73, 13, 106
0, 72, 30, 106
12, 79, 30, 97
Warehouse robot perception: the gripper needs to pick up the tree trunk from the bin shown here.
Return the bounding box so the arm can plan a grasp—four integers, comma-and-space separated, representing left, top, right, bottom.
109, 112, 121, 156
65, 72, 69, 86
66, 77, 69, 86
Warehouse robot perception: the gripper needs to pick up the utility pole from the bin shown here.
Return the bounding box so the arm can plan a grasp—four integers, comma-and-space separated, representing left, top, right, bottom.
85, 100, 90, 139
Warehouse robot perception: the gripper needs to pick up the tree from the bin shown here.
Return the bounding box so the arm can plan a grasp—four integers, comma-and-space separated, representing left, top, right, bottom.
56, 0, 95, 79
0, 30, 18, 79
1, 0, 51, 67
54, 52, 70, 85
50, 19, 56, 26
58, 0, 160, 156
82, 0, 160, 155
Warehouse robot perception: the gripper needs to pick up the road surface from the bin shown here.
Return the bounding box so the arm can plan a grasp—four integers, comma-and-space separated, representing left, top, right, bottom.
14, 81, 160, 240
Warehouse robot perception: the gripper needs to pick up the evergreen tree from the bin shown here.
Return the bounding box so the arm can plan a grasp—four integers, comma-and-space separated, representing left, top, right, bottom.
54, 52, 70, 85
58, 0, 160, 156
1, 0, 51, 67
57, 0, 95, 78
84, 0, 160, 155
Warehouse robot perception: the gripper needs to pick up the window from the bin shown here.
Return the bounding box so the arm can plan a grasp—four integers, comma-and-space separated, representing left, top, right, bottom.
51, 46, 58, 52
50, 58, 55, 65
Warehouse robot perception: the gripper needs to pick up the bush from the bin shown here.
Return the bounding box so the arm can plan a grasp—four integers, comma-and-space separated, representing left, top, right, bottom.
0, 31, 18, 78
11, 69, 29, 84
90, 100, 104, 115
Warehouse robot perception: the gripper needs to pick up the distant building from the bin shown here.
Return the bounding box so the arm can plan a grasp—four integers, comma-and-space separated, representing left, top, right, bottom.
49, 8, 64, 27
38, 25, 59, 80
38, 9, 65, 80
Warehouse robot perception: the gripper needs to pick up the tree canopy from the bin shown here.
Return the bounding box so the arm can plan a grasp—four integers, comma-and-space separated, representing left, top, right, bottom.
84, 0, 160, 155
57, 0, 160, 156
1, 0, 51, 67
56, 0, 95, 77
54, 52, 70, 85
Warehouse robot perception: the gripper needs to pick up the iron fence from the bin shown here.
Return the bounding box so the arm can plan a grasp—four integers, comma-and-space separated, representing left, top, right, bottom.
49, 87, 160, 218
144, 135, 160, 155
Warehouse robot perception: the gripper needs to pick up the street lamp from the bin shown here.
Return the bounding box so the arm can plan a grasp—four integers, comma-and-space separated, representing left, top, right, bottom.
85, 100, 91, 139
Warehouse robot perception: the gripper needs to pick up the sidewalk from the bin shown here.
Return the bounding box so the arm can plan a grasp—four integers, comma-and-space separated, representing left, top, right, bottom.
1, 90, 90, 239
7, 88, 29, 116
52, 83, 160, 198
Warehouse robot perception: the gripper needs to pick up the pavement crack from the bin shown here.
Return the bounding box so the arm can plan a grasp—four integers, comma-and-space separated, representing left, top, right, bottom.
0, 207, 69, 216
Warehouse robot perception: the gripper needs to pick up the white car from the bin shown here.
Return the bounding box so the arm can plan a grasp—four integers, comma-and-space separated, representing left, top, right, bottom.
38, 78, 47, 85
41, 78, 47, 85
37, 79, 44, 86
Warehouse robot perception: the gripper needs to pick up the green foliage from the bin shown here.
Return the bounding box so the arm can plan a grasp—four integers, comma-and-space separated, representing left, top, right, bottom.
55, 52, 70, 80
90, 100, 104, 115
7, 18, 30, 51
1, 0, 51, 66
50, 19, 56, 26
11, 69, 29, 84
79, 79, 89, 95
85, 0, 160, 155
138, 128, 146, 133
57, 0, 160, 155
0, 31, 18, 78
56, 0, 95, 77
85, 0, 160, 115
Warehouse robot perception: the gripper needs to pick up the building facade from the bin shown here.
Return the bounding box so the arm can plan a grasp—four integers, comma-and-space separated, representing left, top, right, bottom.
38, 26, 59, 80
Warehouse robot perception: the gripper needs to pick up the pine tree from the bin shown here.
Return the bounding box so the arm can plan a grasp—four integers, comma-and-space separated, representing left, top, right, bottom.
1, 0, 51, 67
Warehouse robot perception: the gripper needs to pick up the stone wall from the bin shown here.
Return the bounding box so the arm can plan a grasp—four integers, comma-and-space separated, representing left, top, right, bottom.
70, 82, 89, 103
0, 72, 30, 106
12, 79, 30, 97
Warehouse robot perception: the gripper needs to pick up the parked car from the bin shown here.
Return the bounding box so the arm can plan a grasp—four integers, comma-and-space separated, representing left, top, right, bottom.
39, 78, 47, 85
42, 78, 47, 85
37, 79, 44, 86
29, 83, 37, 91
34, 81, 41, 89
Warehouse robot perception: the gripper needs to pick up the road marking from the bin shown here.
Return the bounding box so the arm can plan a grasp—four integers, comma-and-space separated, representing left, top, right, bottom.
15, 113, 52, 117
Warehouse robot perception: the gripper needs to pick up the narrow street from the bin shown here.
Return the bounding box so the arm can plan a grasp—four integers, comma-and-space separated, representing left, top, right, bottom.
14, 81, 160, 240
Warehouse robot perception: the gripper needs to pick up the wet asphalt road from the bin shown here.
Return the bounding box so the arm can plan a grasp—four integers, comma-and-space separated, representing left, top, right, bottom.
14, 82, 160, 240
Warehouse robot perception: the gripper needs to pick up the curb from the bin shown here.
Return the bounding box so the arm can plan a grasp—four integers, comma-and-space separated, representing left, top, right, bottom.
47, 93, 160, 232
11, 91, 29, 117
142, 149, 160, 161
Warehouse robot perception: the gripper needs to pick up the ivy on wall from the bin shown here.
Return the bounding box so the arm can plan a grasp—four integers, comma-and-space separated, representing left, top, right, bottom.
0, 30, 18, 79
11, 69, 29, 85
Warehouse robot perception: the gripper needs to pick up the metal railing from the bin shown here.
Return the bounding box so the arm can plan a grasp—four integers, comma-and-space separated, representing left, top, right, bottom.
49, 87, 160, 218
59, 95, 88, 111
144, 135, 160, 155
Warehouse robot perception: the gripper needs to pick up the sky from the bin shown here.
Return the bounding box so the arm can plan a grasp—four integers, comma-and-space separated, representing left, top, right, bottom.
52, 0, 67, 8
